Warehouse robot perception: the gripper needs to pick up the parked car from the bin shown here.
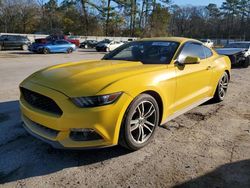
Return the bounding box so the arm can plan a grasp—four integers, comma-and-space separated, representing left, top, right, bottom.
0, 35, 31, 50
29, 40, 76, 54
96, 40, 124, 52
80, 40, 98, 48
200, 39, 214, 48
34, 34, 80, 47
215, 42, 250, 68
20, 37, 231, 150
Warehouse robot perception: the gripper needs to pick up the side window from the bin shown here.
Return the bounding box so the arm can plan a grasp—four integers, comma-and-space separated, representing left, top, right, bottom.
56, 40, 68, 45
203, 46, 213, 58
7, 35, 16, 41
0, 35, 7, 40
178, 43, 206, 63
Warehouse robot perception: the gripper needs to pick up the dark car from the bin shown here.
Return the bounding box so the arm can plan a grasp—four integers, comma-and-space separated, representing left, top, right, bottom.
95, 39, 112, 52
216, 42, 250, 68
0, 35, 31, 50
80, 40, 98, 48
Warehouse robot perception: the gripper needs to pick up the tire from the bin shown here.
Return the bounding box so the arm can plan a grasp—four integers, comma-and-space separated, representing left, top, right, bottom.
67, 48, 73, 54
241, 56, 249, 68
105, 47, 110, 52
84, 44, 88, 49
22, 44, 28, 51
119, 94, 160, 151
212, 72, 229, 102
43, 48, 49, 54
0, 45, 2, 51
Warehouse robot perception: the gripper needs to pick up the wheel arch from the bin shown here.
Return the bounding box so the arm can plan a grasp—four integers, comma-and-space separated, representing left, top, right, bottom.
141, 90, 164, 124
225, 70, 230, 81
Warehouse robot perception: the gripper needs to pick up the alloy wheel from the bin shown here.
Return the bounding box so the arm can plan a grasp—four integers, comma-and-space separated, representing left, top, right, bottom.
218, 73, 229, 99
129, 101, 157, 144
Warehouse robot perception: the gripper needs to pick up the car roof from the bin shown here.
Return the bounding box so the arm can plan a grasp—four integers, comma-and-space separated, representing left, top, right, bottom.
137, 37, 201, 44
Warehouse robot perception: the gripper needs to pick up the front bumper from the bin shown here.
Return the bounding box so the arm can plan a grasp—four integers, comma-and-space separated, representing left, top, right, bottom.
20, 81, 132, 149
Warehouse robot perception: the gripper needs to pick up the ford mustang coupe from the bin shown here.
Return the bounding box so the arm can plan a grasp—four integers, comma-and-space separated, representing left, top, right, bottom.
20, 37, 231, 150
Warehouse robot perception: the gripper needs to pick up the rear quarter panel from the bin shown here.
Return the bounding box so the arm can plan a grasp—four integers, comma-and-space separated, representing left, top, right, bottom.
210, 53, 231, 96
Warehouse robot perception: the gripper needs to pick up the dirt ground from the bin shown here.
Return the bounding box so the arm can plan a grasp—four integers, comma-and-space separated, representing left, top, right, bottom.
0, 49, 249, 188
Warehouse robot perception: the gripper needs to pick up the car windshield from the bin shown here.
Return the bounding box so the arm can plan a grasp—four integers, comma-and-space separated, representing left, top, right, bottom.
103, 41, 179, 64
224, 43, 250, 49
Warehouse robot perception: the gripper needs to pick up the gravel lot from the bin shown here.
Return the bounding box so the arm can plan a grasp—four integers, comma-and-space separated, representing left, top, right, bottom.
0, 49, 249, 188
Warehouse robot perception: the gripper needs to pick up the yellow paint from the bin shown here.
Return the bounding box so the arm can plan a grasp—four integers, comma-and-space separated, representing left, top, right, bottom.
19, 37, 231, 148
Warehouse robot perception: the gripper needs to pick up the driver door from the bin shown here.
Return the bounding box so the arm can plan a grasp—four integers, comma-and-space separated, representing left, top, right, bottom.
173, 42, 213, 112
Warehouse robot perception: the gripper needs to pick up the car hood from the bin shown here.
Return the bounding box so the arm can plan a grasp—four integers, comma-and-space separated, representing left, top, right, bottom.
215, 48, 246, 55
26, 60, 165, 97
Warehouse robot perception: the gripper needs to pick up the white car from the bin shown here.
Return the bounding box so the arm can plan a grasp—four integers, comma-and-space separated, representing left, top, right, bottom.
200, 39, 214, 48
96, 41, 124, 52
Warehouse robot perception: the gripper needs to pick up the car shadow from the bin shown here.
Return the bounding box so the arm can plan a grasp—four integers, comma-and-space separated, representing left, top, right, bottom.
0, 100, 130, 184
231, 64, 249, 69
173, 159, 250, 188
77, 49, 107, 53
8, 51, 36, 55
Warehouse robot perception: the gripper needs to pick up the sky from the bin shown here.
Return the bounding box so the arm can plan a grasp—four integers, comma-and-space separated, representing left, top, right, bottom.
172, 0, 225, 6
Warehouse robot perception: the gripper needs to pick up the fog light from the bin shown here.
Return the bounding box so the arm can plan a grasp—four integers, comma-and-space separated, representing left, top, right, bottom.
70, 128, 102, 141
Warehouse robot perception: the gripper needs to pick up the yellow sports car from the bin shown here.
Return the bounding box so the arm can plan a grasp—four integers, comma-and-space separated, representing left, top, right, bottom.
20, 37, 231, 150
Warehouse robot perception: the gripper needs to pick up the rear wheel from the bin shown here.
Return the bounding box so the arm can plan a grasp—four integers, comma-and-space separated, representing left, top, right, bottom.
0, 45, 2, 51
43, 48, 49, 54
67, 48, 73, 54
84, 44, 88, 49
22, 44, 28, 50
212, 72, 229, 102
241, 56, 249, 68
119, 94, 160, 150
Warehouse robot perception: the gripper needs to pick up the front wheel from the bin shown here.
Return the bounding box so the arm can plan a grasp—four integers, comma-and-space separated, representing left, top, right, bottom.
212, 72, 229, 102
67, 48, 73, 54
119, 94, 160, 150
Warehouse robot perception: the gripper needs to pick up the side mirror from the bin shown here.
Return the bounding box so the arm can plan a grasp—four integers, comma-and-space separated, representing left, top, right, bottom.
183, 56, 200, 64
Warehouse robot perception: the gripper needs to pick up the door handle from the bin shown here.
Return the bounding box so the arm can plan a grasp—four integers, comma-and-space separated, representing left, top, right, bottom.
207, 66, 212, 70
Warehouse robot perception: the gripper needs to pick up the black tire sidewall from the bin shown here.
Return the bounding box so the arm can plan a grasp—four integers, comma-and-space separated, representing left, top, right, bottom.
120, 94, 160, 150
214, 72, 229, 102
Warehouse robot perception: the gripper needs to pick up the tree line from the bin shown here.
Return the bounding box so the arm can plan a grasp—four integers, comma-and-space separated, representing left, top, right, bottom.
0, 0, 249, 39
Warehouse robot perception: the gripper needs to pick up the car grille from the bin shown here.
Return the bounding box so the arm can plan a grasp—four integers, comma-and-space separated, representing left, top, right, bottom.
20, 87, 63, 116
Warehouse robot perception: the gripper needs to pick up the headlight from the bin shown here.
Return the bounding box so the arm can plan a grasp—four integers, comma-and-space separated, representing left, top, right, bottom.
71, 92, 122, 107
